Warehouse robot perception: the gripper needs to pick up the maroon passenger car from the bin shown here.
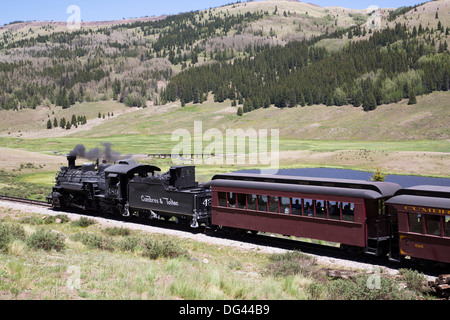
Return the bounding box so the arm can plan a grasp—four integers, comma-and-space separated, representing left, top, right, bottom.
206, 173, 401, 255
386, 185, 450, 264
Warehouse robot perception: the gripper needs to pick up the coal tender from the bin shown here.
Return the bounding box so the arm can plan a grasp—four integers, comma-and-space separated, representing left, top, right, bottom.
128, 166, 211, 228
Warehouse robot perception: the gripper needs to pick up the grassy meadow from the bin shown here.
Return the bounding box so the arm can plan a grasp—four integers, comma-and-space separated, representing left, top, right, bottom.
0, 208, 432, 300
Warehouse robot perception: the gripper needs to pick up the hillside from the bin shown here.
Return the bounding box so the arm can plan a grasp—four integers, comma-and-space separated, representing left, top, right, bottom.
0, 0, 371, 111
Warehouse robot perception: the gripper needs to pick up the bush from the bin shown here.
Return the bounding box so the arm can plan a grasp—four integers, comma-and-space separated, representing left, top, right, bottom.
72, 217, 96, 228
327, 274, 417, 300
399, 268, 426, 292
263, 250, 318, 278
55, 214, 71, 224
26, 229, 65, 252
118, 236, 141, 252
0, 223, 26, 252
19, 216, 44, 225
71, 232, 115, 251
141, 237, 188, 260
103, 227, 131, 236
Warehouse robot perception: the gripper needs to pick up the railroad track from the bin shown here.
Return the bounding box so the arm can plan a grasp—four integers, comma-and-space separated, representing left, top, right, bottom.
0, 195, 52, 207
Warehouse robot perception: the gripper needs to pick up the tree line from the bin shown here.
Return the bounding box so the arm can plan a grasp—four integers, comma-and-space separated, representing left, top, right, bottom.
47, 114, 87, 130
162, 23, 449, 112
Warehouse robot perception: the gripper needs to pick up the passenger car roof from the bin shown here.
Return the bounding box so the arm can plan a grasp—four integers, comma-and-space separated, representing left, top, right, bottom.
386, 185, 450, 209
207, 173, 402, 199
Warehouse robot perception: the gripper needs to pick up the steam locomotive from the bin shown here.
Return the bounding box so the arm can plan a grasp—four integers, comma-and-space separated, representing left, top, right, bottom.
49, 155, 211, 228
49, 155, 450, 265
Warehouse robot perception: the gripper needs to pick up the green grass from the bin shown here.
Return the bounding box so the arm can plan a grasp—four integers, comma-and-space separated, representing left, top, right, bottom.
0, 210, 433, 300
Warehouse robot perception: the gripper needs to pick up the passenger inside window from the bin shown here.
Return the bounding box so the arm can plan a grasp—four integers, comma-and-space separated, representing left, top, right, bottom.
329, 202, 340, 220
280, 197, 290, 214
247, 194, 257, 211
269, 196, 279, 213
237, 193, 246, 209
316, 200, 326, 218
292, 198, 302, 215
342, 203, 354, 222
304, 200, 313, 216
228, 192, 236, 208
258, 195, 268, 212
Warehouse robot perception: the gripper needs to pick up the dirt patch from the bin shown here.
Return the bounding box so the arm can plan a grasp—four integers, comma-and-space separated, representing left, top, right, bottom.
0, 147, 65, 171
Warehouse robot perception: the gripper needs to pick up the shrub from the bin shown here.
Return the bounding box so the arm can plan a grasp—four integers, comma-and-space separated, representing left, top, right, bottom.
71, 232, 115, 251
26, 229, 65, 252
399, 268, 426, 292
327, 274, 417, 300
55, 214, 71, 224
263, 250, 318, 278
118, 236, 141, 252
71, 217, 96, 228
103, 227, 131, 236
307, 282, 327, 299
0, 223, 26, 252
19, 216, 44, 225
141, 237, 188, 259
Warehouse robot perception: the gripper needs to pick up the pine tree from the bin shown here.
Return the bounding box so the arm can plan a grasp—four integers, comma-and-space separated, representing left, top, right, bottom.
53, 118, 58, 128
46, 119, 52, 129
408, 89, 417, 105
68, 90, 76, 105
371, 168, 386, 182
237, 107, 243, 116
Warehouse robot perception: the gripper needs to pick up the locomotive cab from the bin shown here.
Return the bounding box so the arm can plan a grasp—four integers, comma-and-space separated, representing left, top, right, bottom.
100, 162, 161, 215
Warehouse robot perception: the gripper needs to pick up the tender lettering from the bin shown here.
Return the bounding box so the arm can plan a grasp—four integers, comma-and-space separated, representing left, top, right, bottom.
141, 195, 179, 206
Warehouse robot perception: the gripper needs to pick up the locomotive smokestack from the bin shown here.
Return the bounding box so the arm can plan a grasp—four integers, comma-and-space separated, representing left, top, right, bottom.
67, 155, 76, 169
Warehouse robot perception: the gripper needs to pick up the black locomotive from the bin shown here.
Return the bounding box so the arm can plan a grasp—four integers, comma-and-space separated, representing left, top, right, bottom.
49, 155, 211, 228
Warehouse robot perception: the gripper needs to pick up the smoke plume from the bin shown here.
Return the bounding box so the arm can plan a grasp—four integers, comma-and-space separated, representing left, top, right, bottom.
68, 143, 124, 162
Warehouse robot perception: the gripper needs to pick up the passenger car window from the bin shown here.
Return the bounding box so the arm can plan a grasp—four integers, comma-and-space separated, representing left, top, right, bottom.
315, 200, 326, 218
292, 198, 302, 215
258, 195, 268, 212
237, 193, 246, 209
445, 217, 450, 238
328, 202, 340, 220
268, 196, 279, 213
218, 192, 227, 207
408, 212, 422, 234
342, 203, 354, 222
247, 194, 257, 211
304, 199, 313, 216
280, 197, 290, 214
425, 215, 441, 236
